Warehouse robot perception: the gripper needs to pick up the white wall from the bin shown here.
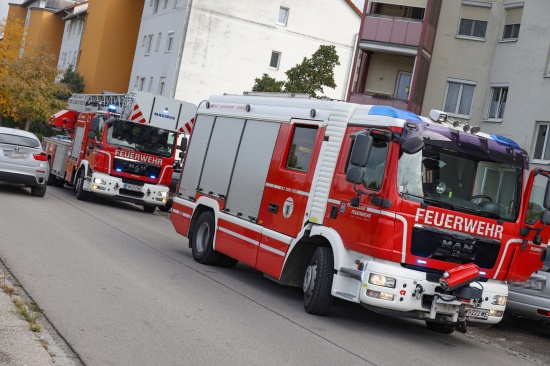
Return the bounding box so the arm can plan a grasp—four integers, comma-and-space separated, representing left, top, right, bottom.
174, 0, 361, 105
58, 14, 85, 72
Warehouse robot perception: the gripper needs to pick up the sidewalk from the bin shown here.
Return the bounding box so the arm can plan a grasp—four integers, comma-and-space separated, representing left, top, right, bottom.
0, 267, 79, 366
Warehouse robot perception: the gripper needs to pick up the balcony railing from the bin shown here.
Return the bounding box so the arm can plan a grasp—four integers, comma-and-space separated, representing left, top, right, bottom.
349, 92, 409, 110
362, 14, 423, 47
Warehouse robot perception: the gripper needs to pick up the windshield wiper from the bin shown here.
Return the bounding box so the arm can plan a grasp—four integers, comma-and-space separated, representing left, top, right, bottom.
402, 193, 456, 210
456, 206, 501, 220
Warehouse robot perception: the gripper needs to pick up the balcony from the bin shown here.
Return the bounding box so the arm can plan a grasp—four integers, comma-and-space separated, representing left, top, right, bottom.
349, 92, 408, 110
362, 14, 423, 47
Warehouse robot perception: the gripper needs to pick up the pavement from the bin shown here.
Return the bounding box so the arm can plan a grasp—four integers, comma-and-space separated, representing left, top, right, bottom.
0, 266, 79, 366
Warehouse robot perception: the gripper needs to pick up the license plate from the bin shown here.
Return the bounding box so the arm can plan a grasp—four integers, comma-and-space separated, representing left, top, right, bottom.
4, 150, 26, 159
123, 183, 141, 192
465, 308, 489, 320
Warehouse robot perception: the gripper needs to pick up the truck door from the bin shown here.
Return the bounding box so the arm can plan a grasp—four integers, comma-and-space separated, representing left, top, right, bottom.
258, 121, 322, 238
326, 128, 393, 258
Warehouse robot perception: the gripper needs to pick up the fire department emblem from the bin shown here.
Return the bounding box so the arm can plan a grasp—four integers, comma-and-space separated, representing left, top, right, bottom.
283, 197, 294, 218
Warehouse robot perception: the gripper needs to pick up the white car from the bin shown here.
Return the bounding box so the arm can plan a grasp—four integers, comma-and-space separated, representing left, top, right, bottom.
0, 127, 49, 197
507, 254, 550, 323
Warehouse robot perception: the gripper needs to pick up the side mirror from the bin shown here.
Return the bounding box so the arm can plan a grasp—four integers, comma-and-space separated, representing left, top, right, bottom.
401, 136, 424, 155
90, 117, 100, 132
178, 137, 188, 153
541, 210, 550, 225
105, 116, 117, 127
346, 167, 364, 185
350, 134, 373, 167
88, 131, 96, 139
179, 151, 184, 159
543, 180, 550, 209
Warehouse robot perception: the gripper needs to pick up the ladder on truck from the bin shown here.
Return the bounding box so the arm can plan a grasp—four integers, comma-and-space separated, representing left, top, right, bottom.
67, 93, 126, 113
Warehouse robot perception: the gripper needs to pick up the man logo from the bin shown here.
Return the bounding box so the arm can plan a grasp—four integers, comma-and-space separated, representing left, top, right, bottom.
442, 240, 473, 257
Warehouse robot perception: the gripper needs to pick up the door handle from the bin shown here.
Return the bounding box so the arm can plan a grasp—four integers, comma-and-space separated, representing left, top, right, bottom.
268, 203, 279, 214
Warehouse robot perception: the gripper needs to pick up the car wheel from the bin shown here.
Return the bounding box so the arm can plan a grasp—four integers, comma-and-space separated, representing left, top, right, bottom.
143, 205, 156, 213
303, 247, 334, 315
191, 211, 222, 265
75, 170, 89, 201
47, 173, 56, 186
426, 321, 455, 334
30, 186, 47, 197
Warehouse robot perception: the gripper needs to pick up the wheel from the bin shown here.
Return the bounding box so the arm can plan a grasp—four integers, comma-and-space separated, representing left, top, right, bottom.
143, 205, 156, 213
426, 321, 455, 334
75, 170, 89, 201
191, 211, 222, 265
30, 186, 46, 197
158, 201, 172, 212
218, 255, 238, 268
303, 247, 334, 315
47, 173, 55, 186
54, 178, 65, 188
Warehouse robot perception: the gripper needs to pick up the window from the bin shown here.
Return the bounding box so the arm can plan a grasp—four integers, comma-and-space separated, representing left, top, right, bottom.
174, 0, 178, 8
487, 86, 508, 119
502, 6, 522, 40
269, 51, 281, 69
348, 135, 389, 192
525, 173, 550, 224
135, 76, 139, 87
153, 0, 160, 13
277, 7, 289, 26
286, 125, 318, 172
139, 77, 146, 91
458, 4, 490, 39
533, 122, 550, 161
164, 0, 168, 8
72, 54, 77, 66
155, 33, 162, 51
145, 34, 153, 55
142, 35, 147, 47
443, 80, 476, 116
158, 76, 166, 95
148, 77, 153, 92
166, 32, 174, 52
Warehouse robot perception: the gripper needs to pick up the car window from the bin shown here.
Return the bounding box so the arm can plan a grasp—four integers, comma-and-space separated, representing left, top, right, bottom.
0, 133, 40, 148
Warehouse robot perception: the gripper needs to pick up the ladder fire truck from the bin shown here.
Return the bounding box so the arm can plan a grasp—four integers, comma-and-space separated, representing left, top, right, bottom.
170, 93, 550, 334
44, 92, 196, 212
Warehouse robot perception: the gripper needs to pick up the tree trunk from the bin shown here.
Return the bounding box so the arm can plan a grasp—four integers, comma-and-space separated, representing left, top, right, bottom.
24, 118, 31, 131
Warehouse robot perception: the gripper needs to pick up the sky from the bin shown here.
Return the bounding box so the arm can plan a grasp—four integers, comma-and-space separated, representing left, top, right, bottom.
0, 0, 367, 25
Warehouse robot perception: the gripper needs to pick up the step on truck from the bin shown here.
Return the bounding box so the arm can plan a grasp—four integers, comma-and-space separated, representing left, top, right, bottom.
44, 91, 196, 212
170, 93, 550, 333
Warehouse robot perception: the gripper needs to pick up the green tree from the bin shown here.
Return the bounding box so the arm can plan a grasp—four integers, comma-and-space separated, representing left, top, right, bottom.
0, 43, 69, 131
58, 63, 85, 100
251, 45, 340, 98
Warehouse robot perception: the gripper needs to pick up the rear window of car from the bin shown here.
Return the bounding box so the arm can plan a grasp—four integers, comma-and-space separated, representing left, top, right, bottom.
0, 133, 40, 148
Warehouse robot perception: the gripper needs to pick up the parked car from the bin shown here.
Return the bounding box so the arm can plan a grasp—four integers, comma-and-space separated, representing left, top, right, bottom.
0, 127, 49, 197
159, 168, 180, 212
506, 253, 550, 323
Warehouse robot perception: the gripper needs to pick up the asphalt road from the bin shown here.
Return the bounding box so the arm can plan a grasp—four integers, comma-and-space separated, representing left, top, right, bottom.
0, 184, 548, 366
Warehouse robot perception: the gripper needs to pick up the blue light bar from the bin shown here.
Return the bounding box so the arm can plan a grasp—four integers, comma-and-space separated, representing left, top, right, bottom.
490, 134, 521, 149
150, 175, 156, 179
108, 104, 117, 112
479, 271, 486, 276
115, 168, 122, 172
369, 106, 422, 121
417, 259, 427, 265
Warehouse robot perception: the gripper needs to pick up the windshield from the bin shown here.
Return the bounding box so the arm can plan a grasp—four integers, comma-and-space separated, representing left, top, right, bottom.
397, 144, 521, 221
106, 120, 175, 158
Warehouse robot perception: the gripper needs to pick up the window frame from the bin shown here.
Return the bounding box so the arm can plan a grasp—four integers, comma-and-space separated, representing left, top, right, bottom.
532, 122, 550, 163
487, 85, 508, 121
269, 51, 281, 70
442, 78, 477, 118
501, 5, 523, 41
145, 34, 154, 55
166, 32, 174, 53
456, 2, 491, 41
153, 0, 160, 14
457, 18, 488, 39
158, 76, 166, 95
139, 77, 146, 91
155, 32, 162, 51
284, 124, 318, 173
277, 7, 289, 26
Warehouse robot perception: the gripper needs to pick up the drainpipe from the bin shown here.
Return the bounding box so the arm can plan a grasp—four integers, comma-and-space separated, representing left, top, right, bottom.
170, 0, 193, 98
343, 33, 359, 101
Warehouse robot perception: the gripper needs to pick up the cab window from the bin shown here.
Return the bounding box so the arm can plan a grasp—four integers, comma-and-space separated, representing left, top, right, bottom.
346, 137, 389, 191
525, 173, 550, 224
286, 125, 317, 172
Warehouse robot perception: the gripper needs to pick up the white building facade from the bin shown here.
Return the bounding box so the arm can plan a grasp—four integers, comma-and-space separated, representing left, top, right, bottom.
57, 1, 87, 72
129, 0, 361, 104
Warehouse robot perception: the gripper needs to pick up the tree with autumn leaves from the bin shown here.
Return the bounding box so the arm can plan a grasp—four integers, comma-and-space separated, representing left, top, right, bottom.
0, 18, 70, 131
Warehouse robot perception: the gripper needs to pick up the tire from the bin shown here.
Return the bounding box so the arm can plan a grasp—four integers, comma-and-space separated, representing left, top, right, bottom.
54, 178, 65, 188
426, 321, 455, 334
47, 173, 55, 186
143, 205, 156, 213
158, 201, 171, 212
75, 170, 89, 201
30, 185, 46, 197
303, 246, 334, 315
218, 255, 238, 268
191, 211, 222, 265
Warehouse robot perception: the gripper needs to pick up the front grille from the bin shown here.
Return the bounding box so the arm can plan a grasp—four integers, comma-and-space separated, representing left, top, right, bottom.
411, 225, 500, 269
426, 273, 441, 283
114, 157, 160, 178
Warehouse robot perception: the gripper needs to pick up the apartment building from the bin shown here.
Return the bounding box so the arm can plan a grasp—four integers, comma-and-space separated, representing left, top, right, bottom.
129, 0, 362, 103
56, 1, 88, 73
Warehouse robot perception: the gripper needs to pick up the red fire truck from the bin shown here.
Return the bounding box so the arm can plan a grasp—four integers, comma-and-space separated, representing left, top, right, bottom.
170, 93, 550, 334
44, 92, 196, 212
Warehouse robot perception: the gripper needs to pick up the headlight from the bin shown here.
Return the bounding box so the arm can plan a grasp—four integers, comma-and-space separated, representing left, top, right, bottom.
489, 310, 504, 317
94, 178, 106, 184
366, 290, 394, 301
158, 191, 168, 198
368, 274, 396, 288
492, 295, 507, 306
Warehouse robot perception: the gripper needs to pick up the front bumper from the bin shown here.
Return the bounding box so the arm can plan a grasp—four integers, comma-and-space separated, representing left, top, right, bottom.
89, 172, 168, 207
333, 258, 507, 325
